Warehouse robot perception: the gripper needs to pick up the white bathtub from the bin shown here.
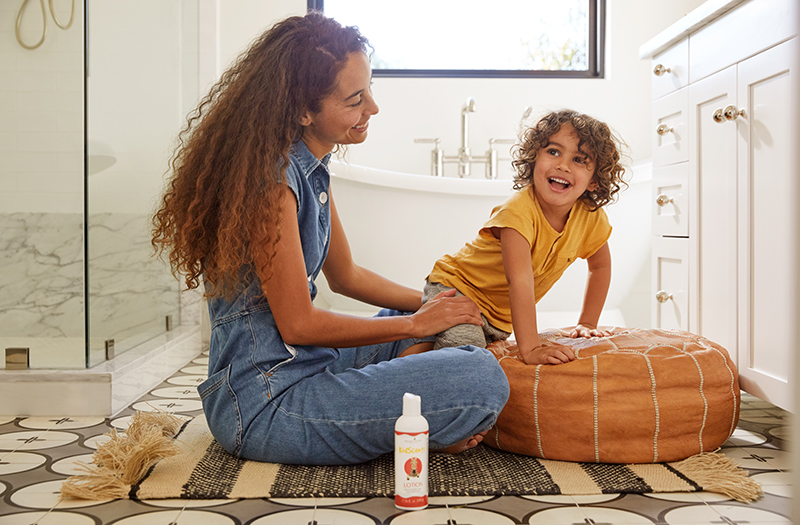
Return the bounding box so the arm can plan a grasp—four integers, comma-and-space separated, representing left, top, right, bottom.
318, 160, 653, 330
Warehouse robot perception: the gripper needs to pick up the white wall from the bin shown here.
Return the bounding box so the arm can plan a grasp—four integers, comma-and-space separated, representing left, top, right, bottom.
0, 1, 85, 213
218, 0, 306, 71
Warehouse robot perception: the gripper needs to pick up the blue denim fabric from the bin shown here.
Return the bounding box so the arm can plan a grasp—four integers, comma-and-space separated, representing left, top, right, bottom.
199, 140, 510, 465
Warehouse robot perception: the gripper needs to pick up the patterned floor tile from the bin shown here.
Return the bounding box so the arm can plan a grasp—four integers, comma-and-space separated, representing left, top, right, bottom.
0, 339, 792, 525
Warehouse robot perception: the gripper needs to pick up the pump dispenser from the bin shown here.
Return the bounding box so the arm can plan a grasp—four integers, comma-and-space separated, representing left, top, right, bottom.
394, 393, 429, 510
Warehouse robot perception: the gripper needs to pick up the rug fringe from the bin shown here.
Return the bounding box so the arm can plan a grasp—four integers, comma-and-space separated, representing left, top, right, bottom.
60, 411, 184, 501
672, 450, 763, 503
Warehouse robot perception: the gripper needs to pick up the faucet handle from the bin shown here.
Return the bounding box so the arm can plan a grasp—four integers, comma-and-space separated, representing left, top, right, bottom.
485, 139, 516, 180
415, 138, 444, 177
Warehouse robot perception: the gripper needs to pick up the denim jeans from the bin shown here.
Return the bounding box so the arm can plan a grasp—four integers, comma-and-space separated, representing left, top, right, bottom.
199, 307, 510, 465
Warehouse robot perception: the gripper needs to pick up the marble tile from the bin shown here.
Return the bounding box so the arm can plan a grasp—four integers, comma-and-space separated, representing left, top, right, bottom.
1, 211, 185, 370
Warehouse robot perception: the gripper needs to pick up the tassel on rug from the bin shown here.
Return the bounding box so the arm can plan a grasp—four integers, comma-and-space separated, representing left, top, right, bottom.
671, 450, 763, 503
60, 411, 185, 501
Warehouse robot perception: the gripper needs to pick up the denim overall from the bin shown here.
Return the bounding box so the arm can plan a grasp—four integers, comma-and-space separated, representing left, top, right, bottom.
198, 140, 509, 465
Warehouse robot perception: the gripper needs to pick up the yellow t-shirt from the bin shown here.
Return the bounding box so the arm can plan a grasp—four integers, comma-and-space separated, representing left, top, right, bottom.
428, 186, 612, 332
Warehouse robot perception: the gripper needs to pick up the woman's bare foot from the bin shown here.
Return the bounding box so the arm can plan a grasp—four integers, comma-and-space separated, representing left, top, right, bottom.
434, 430, 488, 454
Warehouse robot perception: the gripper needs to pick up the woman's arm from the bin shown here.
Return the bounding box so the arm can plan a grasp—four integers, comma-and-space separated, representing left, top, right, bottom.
571, 242, 612, 338
322, 195, 424, 312
262, 186, 483, 348
498, 227, 574, 365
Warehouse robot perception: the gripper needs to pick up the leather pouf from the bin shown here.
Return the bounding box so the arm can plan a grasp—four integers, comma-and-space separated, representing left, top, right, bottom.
485, 328, 740, 463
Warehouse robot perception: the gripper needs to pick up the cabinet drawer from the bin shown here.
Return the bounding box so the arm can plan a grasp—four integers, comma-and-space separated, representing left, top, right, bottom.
651, 39, 689, 99
652, 163, 688, 237
651, 236, 689, 331
652, 87, 688, 166
690, 0, 799, 83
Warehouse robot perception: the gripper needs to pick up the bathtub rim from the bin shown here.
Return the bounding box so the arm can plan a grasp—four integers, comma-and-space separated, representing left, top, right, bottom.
329, 160, 515, 196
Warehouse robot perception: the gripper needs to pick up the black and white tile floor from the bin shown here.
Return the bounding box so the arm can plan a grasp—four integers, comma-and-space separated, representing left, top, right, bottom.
0, 346, 793, 524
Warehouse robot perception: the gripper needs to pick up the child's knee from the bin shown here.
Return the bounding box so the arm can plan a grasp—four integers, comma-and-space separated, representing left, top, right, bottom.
435, 324, 487, 350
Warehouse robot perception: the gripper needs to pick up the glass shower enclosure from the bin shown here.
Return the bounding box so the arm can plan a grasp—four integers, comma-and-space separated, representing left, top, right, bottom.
2, 0, 201, 369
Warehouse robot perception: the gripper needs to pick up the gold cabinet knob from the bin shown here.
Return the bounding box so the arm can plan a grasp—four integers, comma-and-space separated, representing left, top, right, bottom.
656, 123, 673, 136
656, 290, 672, 304
713, 108, 726, 123
653, 64, 671, 76
723, 104, 746, 121
656, 194, 673, 207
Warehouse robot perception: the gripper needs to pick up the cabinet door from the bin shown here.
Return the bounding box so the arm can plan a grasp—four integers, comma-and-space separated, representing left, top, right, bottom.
688, 66, 738, 362
736, 38, 798, 411
651, 236, 689, 330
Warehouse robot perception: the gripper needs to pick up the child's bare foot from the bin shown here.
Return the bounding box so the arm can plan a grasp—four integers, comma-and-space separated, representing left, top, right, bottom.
434, 430, 488, 454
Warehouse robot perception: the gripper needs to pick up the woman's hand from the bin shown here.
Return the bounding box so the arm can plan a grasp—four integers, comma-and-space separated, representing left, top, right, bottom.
520, 340, 575, 365
410, 289, 483, 338
570, 324, 612, 339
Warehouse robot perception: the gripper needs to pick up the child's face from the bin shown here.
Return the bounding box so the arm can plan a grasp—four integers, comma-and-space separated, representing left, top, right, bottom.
532, 123, 597, 217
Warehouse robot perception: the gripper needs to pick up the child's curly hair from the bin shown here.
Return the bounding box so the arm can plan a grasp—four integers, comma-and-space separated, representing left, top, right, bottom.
512, 109, 627, 210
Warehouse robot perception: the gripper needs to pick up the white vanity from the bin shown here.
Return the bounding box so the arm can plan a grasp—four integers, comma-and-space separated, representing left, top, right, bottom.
640, 0, 798, 411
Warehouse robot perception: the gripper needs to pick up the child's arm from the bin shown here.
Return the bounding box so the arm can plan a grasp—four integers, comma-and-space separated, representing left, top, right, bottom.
571, 242, 612, 338
498, 227, 575, 365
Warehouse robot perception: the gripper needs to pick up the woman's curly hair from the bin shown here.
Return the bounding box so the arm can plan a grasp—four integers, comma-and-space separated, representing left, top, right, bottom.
151, 13, 368, 298
511, 110, 627, 210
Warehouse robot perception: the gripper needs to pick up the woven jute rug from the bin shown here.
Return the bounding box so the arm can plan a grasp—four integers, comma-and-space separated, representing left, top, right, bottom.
61, 412, 762, 503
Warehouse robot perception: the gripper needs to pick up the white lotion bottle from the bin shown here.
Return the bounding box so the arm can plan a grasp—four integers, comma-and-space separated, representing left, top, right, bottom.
394, 392, 429, 510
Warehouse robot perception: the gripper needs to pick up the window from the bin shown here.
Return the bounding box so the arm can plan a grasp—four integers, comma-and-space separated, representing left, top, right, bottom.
308, 0, 604, 78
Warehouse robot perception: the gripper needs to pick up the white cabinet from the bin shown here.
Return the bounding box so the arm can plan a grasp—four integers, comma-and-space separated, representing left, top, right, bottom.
735, 40, 798, 410
688, 65, 738, 364
642, 0, 798, 411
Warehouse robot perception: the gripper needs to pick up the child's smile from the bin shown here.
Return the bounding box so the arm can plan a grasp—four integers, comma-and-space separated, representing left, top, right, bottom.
547, 176, 572, 191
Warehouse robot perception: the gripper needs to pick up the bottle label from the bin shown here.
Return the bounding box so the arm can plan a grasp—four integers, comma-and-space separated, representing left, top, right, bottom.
394, 430, 428, 509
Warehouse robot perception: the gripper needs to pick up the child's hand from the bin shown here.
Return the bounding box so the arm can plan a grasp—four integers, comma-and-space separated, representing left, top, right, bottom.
570, 324, 612, 339
520, 341, 575, 365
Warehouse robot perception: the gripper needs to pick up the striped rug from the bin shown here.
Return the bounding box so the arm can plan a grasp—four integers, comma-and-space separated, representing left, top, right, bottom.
62, 414, 761, 503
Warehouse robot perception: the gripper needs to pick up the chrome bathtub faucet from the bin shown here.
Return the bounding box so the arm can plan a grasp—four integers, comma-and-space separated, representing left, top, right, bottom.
414, 97, 514, 179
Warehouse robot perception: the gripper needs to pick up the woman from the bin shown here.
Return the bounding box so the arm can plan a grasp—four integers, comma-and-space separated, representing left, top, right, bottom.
151, 12, 509, 465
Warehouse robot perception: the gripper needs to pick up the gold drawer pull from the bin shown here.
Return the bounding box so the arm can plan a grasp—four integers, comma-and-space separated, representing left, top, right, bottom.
656, 290, 672, 304
653, 64, 671, 76
656, 123, 673, 136
656, 194, 673, 207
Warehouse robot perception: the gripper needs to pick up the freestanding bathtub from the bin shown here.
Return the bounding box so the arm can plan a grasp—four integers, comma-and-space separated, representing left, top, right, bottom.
318, 160, 652, 330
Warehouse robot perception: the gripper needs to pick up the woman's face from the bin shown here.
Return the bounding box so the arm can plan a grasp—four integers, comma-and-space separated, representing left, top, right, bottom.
301, 51, 379, 159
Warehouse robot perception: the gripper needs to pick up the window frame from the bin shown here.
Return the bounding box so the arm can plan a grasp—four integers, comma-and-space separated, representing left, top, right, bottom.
307, 0, 605, 79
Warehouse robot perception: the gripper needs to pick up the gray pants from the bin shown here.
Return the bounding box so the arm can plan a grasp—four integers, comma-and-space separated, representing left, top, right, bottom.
422, 280, 511, 350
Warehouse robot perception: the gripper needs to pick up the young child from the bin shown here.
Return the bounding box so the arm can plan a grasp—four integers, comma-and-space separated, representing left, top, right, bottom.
423, 109, 626, 366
